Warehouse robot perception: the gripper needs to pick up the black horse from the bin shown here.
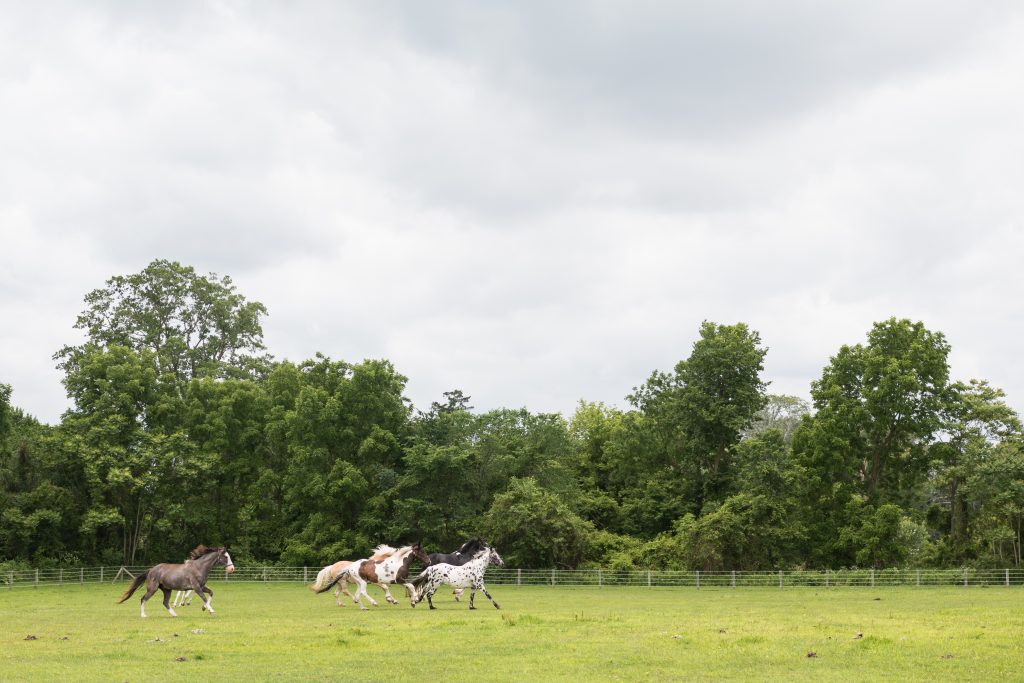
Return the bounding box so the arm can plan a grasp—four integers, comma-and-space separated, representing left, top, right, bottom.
427, 538, 487, 601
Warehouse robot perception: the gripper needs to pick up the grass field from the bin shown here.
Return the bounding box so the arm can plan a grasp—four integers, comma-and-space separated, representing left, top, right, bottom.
2, 582, 1023, 682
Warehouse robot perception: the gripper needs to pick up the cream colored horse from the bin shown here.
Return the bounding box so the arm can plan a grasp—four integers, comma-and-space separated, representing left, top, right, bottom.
308, 545, 397, 606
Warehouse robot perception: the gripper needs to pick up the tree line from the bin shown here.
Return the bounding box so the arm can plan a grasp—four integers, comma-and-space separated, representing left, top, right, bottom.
2, 260, 1023, 570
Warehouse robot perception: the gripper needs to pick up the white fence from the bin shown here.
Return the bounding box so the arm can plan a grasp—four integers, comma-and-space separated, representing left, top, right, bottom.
3, 566, 1023, 589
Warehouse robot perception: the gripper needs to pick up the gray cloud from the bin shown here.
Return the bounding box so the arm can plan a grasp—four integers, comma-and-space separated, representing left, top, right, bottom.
2, 1, 1024, 424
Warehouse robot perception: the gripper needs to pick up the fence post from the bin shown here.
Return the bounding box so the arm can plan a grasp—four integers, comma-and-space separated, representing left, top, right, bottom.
100, 567, 104, 583
916, 569, 920, 587
731, 570, 736, 588
80, 567, 84, 584
598, 569, 602, 588
9, 571, 12, 589
59, 568, 63, 585
551, 569, 556, 587
303, 567, 308, 583
1007, 568, 1010, 587
870, 569, 875, 588
35, 569, 39, 588
963, 567, 968, 587
778, 570, 783, 589
825, 569, 829, 588
517, 568, 522, 586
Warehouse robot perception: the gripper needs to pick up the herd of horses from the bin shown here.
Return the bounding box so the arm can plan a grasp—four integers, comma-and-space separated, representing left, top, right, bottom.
117, 539, 504, 618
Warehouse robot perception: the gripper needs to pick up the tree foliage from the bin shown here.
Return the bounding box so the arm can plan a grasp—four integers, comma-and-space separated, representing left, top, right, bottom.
3, 265, 1024, 571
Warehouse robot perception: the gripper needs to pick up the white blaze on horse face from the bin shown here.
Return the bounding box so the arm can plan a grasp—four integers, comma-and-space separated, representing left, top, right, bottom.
224, 551, 235, 574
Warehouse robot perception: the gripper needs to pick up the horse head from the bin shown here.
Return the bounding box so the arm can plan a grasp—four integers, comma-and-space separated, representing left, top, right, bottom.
190, 545, 235, 573
410, 543, 432, 566
487, 546, 504, 567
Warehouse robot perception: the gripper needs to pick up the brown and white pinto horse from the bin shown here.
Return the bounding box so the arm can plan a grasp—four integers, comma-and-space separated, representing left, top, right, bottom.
316, 544, 430, 610
308, 544, 399, 606
117, 545, 235, 618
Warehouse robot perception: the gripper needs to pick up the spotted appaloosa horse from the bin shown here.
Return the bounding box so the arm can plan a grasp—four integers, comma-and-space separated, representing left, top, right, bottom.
308, 545, 400, 606
411, 545, 503, 610
316, 544, 431, 610
428, 538, 486, 602
117, 545, 235, 618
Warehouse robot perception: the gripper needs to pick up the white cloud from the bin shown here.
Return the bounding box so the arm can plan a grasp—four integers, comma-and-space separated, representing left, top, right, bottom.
2, 1, 1023, 423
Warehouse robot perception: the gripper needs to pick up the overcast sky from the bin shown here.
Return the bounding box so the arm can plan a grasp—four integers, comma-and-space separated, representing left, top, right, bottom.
3, 1, 1024, 424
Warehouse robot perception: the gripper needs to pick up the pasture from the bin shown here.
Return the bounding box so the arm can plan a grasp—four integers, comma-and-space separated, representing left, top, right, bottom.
2, 583, 1022, 682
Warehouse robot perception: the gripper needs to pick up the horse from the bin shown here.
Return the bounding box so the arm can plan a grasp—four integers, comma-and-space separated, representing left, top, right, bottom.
427, 537, 487, 602
411, 544, 503, 610
117, 545, 235, 618
316, 544, 431, 610
308, 544, 401, 607
172, 546, 208, 608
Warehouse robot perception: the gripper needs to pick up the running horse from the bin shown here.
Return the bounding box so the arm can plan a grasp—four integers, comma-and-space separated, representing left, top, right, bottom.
117, 545, 235, 617
316, 544, 430, 609
427, 538, 487, 602
309, 544, 401, 606
411, 544, 503, 610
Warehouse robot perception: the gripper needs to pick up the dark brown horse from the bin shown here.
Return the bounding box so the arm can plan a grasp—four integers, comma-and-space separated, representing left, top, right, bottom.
118, 545, 235, 618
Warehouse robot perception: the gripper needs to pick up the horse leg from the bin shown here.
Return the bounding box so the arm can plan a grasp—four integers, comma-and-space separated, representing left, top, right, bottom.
379, 583, 397, 605
453, 588, 464, 601
402, 582, 418, 607
426, 578, 441, 610
478, 582, 501, 610
334, 582, 344, 607
338, 576, 354, 607
140, 584, 159, 618
360, 577, 379, 608
194, 581, 215, 614
469, 589, 476, 609
162, 588, 177, 617
351, 575, 370, 611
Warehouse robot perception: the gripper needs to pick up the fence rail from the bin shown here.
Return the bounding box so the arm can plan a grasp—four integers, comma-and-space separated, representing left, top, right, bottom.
3, 566, 1024, 590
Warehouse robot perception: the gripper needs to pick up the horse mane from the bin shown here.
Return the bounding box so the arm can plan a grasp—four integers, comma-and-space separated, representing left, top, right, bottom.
459, 538, 486, 554
188, 544, 224, 558
371, 544, 398, 558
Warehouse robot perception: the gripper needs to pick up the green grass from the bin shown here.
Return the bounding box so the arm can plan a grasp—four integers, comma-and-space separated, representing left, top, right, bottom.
2, 583, 1023, 681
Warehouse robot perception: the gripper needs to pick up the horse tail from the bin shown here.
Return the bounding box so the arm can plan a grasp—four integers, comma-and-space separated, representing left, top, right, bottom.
315, 567, 347, 595
309, 565, 334, 592
410, 569, 429, 589
117, 569, 149, 603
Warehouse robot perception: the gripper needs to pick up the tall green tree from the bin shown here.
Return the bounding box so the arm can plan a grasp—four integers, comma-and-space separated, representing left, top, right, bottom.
630, 321, 768, 514
930, 380, 1021, 552
798, 318, 951, 502
53, 261, 271, 563
55, 259, 269, 399
1, 385, 79, 561
792, 318, 952, 566
59, 345, 212, 563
